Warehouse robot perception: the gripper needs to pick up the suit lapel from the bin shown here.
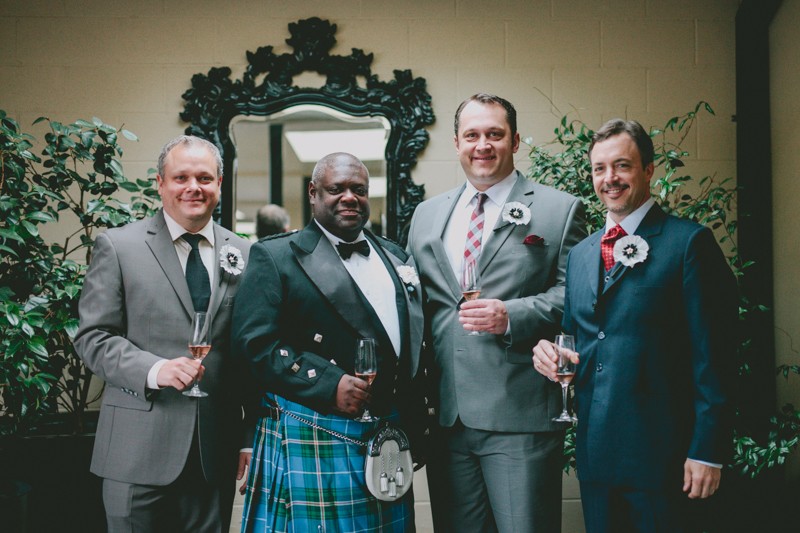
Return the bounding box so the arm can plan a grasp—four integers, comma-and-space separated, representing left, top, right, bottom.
431, 186, 466, 300
601, 204, 667, 296
479, 172, 535, 274
292, 224, 388, 344
584, 232, 602, 298
368, 233, 424, 375
208, 224, 231, 319
145, 210, 194, 318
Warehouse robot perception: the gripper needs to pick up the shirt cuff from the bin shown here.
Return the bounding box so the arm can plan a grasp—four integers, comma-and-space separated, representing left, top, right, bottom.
688, 458, 722, 469
240, 448, 253, 454
146, 359, 168, 390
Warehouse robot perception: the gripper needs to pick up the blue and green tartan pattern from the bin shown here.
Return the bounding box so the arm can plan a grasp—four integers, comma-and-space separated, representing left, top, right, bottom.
241, 394, 415, 532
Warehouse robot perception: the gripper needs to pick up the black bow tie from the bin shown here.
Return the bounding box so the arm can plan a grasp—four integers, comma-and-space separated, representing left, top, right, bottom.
337, 240, 370, 259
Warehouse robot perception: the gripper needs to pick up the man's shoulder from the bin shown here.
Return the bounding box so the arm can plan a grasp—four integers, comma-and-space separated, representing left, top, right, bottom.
527, 179, 581, 205
417, 184, 463, 210
255, 229, 301, 248
214, 223, 252, 250
372, 233, 408, 261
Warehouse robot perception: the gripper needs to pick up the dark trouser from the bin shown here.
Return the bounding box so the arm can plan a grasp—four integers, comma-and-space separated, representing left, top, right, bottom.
430, 420, 564, 533
102, 435, 234, 533
580, 481, 693, 533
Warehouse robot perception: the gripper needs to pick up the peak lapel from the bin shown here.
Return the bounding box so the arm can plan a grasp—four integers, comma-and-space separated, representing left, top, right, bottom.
145, 211, 194, 317
293, 224, 385, 343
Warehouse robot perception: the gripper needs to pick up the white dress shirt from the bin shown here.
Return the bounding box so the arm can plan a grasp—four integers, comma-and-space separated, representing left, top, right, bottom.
147, 212, 216, 389
316, 221, 401, 357
443, 171, 518, 280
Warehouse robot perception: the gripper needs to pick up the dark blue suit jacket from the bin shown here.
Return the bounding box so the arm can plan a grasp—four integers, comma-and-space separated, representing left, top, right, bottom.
563, 204, 737, 490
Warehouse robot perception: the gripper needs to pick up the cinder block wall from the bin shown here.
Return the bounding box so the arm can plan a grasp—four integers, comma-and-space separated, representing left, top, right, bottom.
0, 1, 741, 531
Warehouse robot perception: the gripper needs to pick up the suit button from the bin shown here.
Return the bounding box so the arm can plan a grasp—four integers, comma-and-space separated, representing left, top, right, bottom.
604, 276, 610, 283
596, 362, 603, 372
598, 331, 606, 340
591, 300, 597, 310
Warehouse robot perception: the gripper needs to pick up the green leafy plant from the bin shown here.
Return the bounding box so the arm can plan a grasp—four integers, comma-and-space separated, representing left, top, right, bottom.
0, 111, 159, 435
527, 102, 800, 476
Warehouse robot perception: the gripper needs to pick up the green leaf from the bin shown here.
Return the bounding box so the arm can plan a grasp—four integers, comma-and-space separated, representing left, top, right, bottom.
27, 339, 48, 357
121, 129, 138, 141
118, 181, 139, 192
20, 220, 39, 237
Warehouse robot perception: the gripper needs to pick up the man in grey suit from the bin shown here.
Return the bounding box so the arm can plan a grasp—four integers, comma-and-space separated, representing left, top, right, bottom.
407, 93, 587, 532
74, 135, 253, 532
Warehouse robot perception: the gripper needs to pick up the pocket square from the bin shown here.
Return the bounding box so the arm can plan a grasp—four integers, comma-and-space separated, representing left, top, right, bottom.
523, 234, 545, 246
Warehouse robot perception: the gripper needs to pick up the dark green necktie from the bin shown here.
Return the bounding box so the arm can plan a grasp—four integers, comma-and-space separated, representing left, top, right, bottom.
183, 233, 211, 312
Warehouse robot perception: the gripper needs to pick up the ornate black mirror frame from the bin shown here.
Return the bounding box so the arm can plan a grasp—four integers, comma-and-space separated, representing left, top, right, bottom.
179, 17, 435, 244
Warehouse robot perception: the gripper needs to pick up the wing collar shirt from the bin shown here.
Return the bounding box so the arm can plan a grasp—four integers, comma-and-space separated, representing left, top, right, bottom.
147, 212, 216, 389
315, 220, 401, 357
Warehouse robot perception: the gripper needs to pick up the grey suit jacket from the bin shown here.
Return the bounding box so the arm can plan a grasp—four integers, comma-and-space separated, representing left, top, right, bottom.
74, 209, 253, 486
407, 172, 586, 432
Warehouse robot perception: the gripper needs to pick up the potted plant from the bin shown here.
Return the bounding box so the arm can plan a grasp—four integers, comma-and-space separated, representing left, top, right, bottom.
0, 110, 158, 531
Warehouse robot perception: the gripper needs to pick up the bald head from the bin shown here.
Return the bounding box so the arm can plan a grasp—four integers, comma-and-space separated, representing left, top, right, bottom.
308, 152, 370, 241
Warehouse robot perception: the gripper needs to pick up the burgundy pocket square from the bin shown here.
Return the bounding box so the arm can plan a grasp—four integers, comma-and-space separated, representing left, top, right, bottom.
523, 234, 545, 246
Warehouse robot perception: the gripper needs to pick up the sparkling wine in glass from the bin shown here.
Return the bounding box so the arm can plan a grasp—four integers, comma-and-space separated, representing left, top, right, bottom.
354, 338, 378, 422
461, 259, 484, 336
183, 311, 211, 398
552, 334, 577, 423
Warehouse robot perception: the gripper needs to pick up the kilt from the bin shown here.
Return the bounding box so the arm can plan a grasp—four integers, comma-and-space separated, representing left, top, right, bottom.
241, 394, 415, 533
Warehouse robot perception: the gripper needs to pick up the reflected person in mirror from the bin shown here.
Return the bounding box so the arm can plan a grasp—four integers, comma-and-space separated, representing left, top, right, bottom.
74, 135, 255, 532
407, 93, 587, 533
532, 119, 737, 533
255, 203, 291, 238
234, 152, 428, 532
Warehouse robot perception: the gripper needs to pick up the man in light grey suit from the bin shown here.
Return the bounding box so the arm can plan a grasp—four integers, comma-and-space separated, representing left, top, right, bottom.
74, 135, 253, 532
407, 93, 587, 532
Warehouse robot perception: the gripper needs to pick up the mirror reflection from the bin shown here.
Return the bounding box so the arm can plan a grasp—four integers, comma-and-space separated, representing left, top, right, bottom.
230, 105, 390, 238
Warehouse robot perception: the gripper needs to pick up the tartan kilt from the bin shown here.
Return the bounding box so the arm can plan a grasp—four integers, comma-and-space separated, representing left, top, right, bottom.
241, 395, 415, 533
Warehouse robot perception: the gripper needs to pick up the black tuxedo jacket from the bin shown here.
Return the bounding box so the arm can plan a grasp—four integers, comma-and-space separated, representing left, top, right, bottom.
233, 222, 427, 436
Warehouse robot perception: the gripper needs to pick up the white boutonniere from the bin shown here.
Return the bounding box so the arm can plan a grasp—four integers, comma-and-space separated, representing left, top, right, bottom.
219, 245, 245, 275
396, 265, 420, 293
501, 201, 531, 225
613, 235, 649, 267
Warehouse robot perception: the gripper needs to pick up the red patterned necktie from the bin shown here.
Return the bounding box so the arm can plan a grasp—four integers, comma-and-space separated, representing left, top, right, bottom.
601, 224, 627, 271
463, 192, 487, 265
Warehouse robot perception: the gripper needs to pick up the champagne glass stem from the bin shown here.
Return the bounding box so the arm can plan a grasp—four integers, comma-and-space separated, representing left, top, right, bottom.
560, 383, 570, 418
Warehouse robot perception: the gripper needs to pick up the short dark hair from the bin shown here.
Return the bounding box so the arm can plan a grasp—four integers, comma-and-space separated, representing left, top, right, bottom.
255, 204, 290, 238
589, 119, 654, 168
454, 93, 517, 139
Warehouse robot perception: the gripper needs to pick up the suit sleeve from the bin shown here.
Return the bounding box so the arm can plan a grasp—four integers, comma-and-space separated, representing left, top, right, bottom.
504, 196, 587, 344
683, 227, 738, 464
232, 242, 346, 413
73, 232, 161, 398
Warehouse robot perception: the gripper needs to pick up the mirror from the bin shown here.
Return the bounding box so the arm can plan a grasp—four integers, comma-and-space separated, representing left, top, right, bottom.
179, 17, 435, 244
231, 106, 391, 237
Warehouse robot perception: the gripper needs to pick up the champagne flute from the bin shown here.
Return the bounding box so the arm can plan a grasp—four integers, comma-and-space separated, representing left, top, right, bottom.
183, 311, 211, 398
551, 334, 576, 422
460, 259, 484, 336
354, 338, 378, 422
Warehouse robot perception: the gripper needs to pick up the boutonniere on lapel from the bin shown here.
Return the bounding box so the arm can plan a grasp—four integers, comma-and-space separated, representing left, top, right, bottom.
523, 234, 545, 246
396, 265, 420, 294
613, 235, 649, 267
219, 245, 245, 276
501, 201, 531, 225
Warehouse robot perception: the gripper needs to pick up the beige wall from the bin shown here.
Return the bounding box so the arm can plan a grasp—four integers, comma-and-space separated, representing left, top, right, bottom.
1, 1, 742, 531
771, 0, 800, 480
1, 0, 738, 204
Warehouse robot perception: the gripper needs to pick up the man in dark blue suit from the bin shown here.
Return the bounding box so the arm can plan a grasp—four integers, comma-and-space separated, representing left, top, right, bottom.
533, 119, 738, 532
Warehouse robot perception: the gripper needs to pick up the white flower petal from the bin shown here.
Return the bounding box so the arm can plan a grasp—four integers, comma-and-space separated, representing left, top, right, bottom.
501, 201, 531, 225
613, 235, 649, 267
